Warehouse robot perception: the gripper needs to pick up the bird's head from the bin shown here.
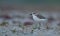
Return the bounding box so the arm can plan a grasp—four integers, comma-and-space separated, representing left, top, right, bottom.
29, 12, 36, 19
30, 12, 36, 16
32, 12, 36, 15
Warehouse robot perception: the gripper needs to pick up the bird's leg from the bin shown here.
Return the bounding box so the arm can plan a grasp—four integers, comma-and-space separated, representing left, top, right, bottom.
46, 22, 49, 30
38, 22, 41, 29
35, 22, 39, 29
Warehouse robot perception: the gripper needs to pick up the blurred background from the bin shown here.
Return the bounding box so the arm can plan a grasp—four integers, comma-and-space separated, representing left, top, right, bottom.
0, 0, 60, 36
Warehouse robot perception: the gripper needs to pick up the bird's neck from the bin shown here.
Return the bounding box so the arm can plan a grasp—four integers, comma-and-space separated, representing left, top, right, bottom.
32, 14, 41, 19
32, 14, 35, 17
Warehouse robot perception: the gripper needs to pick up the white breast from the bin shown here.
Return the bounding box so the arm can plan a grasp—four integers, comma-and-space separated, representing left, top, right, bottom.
32, 14, 47, 22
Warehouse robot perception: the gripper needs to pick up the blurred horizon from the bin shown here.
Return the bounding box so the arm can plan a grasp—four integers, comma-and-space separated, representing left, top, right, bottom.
0, 0, 60, 5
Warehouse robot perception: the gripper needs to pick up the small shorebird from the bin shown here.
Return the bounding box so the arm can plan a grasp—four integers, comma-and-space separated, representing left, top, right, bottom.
30, 12, 48, 29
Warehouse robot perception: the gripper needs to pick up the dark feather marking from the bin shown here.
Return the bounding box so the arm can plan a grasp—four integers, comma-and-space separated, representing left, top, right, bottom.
36, 14, 46, 19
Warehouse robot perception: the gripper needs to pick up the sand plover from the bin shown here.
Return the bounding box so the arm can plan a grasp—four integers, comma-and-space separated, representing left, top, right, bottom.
30, 12, 48, 29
